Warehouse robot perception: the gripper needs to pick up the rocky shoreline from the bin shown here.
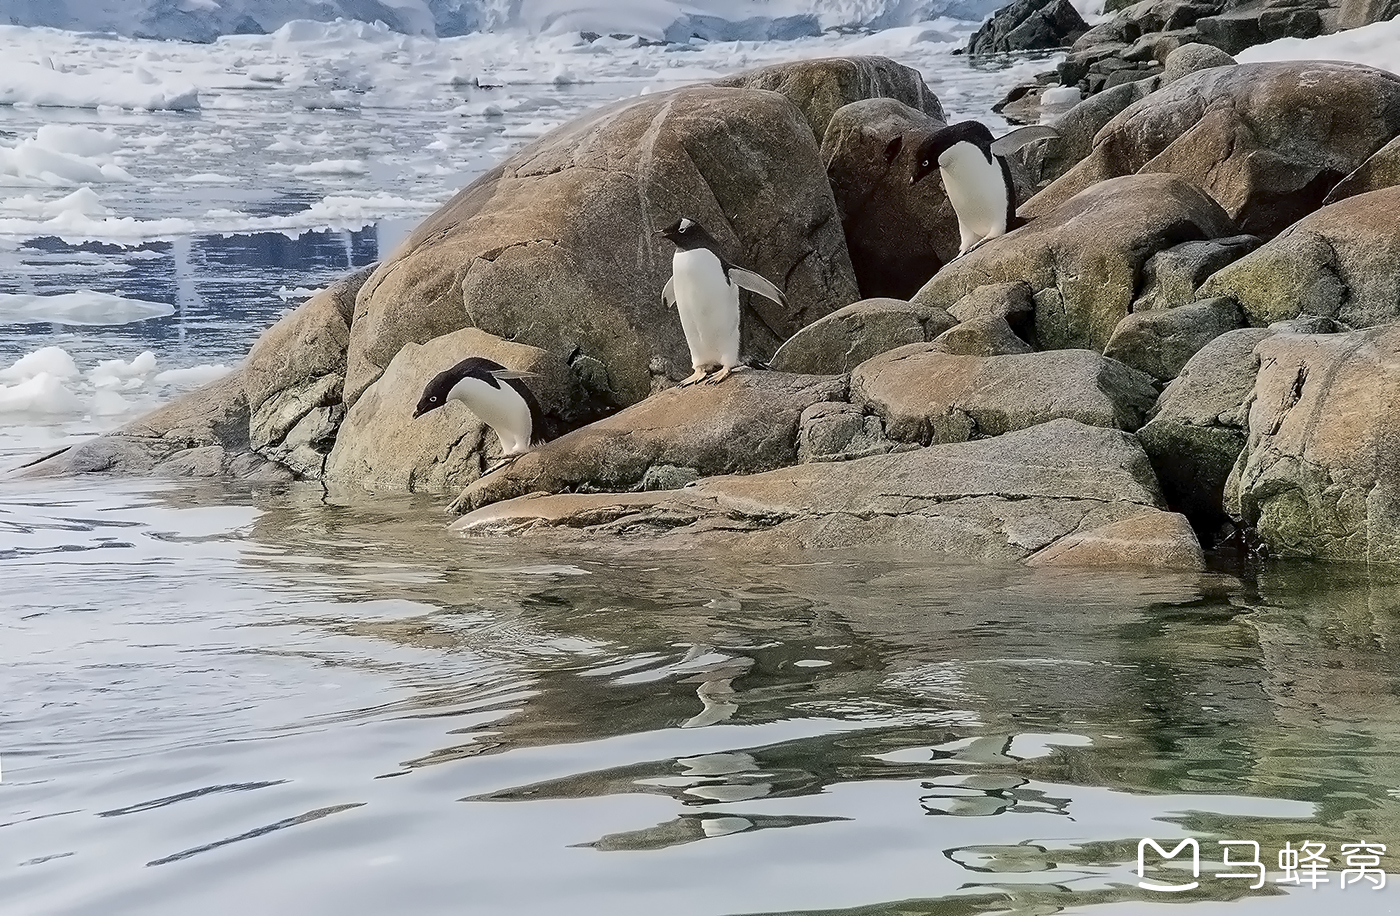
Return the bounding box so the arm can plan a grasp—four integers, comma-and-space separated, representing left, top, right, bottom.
23, 47, 1400, 568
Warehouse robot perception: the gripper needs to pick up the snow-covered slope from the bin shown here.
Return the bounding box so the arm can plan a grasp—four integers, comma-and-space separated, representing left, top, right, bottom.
0, 0, 1002, 41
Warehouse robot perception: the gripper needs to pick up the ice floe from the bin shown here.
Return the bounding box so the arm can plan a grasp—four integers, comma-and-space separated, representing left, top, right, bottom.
0, 345, 231, 416
0, 291, 175, 326
0, 59, 199, 110
0, 125, 133, 187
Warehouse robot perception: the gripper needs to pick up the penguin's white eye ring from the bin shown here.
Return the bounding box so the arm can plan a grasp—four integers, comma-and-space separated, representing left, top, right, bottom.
922, 159, 929, 168
430, 396, 439, 403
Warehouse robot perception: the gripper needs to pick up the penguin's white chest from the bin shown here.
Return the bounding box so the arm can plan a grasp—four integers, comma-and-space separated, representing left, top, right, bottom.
447, 375, 533, 455
672, 248, 740, 368
938, 143, 1010, 243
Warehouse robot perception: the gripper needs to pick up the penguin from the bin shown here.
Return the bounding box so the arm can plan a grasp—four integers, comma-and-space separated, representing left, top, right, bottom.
658, 217, 789, 386
910, 122, 1059, 258
413, 356, 545, 463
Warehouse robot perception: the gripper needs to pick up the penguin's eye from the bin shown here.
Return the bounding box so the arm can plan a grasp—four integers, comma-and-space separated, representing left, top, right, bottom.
430, 396, 439, 403
922, 159, 929, 168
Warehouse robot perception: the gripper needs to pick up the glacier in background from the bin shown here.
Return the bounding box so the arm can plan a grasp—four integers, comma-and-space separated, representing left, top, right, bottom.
0, 0, 1002, 41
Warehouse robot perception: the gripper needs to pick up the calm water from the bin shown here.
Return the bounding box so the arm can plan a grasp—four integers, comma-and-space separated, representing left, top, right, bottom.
6, 475, 1400, 914
5, 34, 1400, 916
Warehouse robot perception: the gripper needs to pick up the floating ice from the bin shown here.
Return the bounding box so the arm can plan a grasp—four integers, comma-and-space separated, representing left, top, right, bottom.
0, 345, 229, 417
0, 372, 84, 414
90, 351, 158, 388
2, 347, 81, 381
0, 192, 437, 244
0, 125, 134, 187
0, 61, 199, 110
0, 291, 175, 326
293, 159, 370, 175
153, 364, 233, 387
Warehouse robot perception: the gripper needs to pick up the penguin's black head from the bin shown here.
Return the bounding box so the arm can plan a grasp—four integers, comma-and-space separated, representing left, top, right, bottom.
658, 217, 718, 252
413, 356, 508, 419
414, 369, 458, 419
911, 121, 996, 185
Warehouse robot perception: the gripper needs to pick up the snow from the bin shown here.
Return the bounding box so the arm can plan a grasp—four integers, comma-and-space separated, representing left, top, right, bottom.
0, 291, 175, 326
1237, 16, 1400, 76
0, 60, 199, 111
0, 345, 230, 415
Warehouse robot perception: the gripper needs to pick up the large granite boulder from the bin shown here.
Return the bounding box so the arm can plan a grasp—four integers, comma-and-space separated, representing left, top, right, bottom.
1103, 296, 1246, 381
1324, 135, 1400, 204
913, 173, 1236, 352
1137, 320, 1340, 533
1232, 325, 1400, 562
769, 298, 958, 375
851, 346, 1158, 445
24, 371, 289, 482
451, 419, 1195, 564
348, 82, 860, 411
713, 56, 945, 139
1193, 1, 1330, 56
1161, 42, 1235, 83
1199, 187, 1400, 329
967, 0, 1090, 54
1026, 510, 1204, 569
1025, 62, 1400, 237
1130, 235, 1259, 312
322, 328, 582, 493
450, 372, 845, 513
1031, 81, 1156, 186
820, 98, 957, 298
243, 266, 369, 478
1337, 0, 1400, 28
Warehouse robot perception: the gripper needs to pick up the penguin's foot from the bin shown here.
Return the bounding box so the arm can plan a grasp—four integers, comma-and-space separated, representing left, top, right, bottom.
481, 454, 522, 478
707, 365, 745, 385
680, 369, 712, 387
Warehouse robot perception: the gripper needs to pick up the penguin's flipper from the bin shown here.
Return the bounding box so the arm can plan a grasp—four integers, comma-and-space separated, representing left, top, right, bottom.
489, 369, 538, 380
728, 268, 787, 308
662, 276, 677, 309
989, 125, 1060, 156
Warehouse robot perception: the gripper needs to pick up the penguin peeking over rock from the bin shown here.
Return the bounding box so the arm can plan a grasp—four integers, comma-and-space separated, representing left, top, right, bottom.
658, 217, 789, 387
414, 356, 546, 474
911, 121, 1059, 259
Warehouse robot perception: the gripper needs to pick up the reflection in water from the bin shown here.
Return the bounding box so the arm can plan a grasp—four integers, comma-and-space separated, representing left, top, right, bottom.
3, 476, 1400, 914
